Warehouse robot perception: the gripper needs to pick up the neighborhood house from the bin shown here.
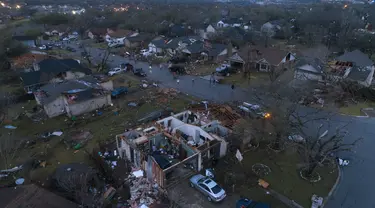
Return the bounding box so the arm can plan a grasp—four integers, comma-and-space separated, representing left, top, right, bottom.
116, 110, 232, 188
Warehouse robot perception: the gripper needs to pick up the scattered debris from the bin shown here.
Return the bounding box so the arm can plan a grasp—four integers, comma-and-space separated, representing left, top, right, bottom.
15, 178, 25, 185
338, 158, 350, 166
236, 149, 243, 162
311, 194, 323, 208
4, 125, 17, 129
1, 165, 23, 173
127, 174, 160, 207
132, 169, 144, 178
128, 102, 138, 107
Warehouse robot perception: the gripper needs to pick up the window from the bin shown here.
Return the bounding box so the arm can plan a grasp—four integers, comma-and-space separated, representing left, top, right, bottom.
211, 185, 222, 194
261, 64, 268, 70
200, 184, 210, 192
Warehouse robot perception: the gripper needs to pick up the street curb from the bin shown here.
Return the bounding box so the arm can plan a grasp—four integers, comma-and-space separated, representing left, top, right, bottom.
321, 161, 343, 208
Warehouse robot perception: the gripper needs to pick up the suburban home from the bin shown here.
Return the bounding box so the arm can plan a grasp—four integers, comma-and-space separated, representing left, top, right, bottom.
327, 49, 375, 84
20, 58, 92, 93
343, 66, 375, 87
182, 41, 235, 62
294, 58, 325, 81
124, 33, 154, 49
116, 108, 237, 188
168, 24, 193, 37
12, 35, 38, 47
148, 38, 168, 54
165, 36, 202, 56
34, 77, 112, 118
87, 28, 114, 41
260, 20, 283, 37
45, 25, 71, 36
196, 24, 216, 40
0, 184, 79, 208
105, 29, 134, 42
216, 18, 243, 28
229, 46, 296, 73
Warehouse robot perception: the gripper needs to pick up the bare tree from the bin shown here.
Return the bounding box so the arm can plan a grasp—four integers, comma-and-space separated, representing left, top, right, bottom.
97, 47, 112, 72
0, 132, 22, 169
298, 124, 362, 178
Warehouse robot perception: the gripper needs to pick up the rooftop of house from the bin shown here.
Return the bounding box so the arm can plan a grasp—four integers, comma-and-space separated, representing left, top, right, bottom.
12, 53, 49, 69
237, 46, 291, 65
20, 58, 92, 86
89, 28, 108, 36
109, 29, 134, 38
345, 66, 374, 82
126, 33, 154, 43
35, 77, 108, 104
166, 36, 202, 49
297, 57, 324, 74
0, 184, 79, 208
150, 38, 169, 49
337, 49, 374, 67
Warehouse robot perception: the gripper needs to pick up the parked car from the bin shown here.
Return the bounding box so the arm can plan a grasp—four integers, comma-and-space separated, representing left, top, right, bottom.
108, 68, 124, 76
38, 45, 47, 50
238, 102, 270, 119
189, 174, 226, 202
236, 198, 270, 208
133, 68, 147, 77
111, 87, 128, 97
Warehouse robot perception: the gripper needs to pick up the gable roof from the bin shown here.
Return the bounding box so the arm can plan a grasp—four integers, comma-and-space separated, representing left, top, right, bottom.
238, 46, 291, 65
126, 33, 154, 43
110, 29, 134, 38
346, 66, 373, 82
166, 36, 202, 49
337, 50, 373, 67
20, 58, 92, 86
37, 77, 104, 104
0, 184, 79, 208
207, 44, 227, 57
150, 39, 168, 49
297, 58, 324, 74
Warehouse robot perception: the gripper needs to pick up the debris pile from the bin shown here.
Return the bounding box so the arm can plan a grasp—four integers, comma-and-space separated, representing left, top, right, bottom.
189, 103, 241, 129
65, 130, 93, 149
127, 170, 160, 208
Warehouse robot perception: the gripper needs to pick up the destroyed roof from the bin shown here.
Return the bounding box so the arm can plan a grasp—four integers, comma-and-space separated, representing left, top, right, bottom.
337, 49, 374, 67
346, 66, 373, 82
0, 184, 79, 208
37, 78, 104, 104
126, 33, 154, 43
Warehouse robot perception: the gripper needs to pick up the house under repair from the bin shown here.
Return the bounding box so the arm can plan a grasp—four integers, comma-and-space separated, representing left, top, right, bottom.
116, 109, 234, 188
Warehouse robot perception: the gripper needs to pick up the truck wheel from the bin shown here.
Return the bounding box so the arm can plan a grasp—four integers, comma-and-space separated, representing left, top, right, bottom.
207, 196, 212, 202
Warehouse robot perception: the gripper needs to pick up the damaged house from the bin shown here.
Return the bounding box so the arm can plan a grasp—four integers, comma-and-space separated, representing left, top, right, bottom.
327, 50, 375, 86
116, 110, 231, 188
20, 58, 92, 93
33, 77, 112, 118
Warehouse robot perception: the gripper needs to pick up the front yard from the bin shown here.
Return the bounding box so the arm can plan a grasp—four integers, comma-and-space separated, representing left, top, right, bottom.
214, 143, 338, 208
339, 101, 375, 116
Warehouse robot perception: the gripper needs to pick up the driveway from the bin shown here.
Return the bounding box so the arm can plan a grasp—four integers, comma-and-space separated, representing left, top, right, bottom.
45, 40, 375, 208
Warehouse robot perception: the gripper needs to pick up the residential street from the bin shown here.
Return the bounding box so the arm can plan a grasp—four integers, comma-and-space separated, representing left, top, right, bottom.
52, 41, 375, 208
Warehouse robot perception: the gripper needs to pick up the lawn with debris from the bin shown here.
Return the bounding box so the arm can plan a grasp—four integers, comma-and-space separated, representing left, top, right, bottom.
214, 143, 337, 208
0, 87, 197, 187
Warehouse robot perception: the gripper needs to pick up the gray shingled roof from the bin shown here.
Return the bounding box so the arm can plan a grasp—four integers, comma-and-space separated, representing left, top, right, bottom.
346, 66, 372, 82
337, 50, 374, 67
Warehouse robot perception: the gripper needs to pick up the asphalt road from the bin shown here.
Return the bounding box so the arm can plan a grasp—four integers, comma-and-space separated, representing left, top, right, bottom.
46, 40, 375, 208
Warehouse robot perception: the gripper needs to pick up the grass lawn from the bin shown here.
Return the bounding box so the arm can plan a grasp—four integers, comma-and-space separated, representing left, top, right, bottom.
91, 42, 108, 49
215, 145, 337, 208
0, 91, 196, 186
339, 101, 375, 116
